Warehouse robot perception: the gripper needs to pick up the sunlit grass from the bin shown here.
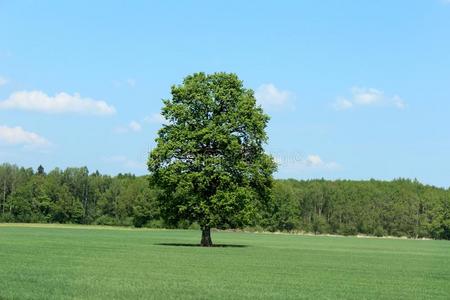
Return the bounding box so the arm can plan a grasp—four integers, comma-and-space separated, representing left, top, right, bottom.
0, 224, 449, 299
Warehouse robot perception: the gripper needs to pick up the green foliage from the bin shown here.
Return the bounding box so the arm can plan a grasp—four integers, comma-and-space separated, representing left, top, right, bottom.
143, 219, 164, 228
148, 73, 277, 230
0, 163, 158, 228
265, 179, 450, 239
94, 215, 117, 226
0, 163, 450, 240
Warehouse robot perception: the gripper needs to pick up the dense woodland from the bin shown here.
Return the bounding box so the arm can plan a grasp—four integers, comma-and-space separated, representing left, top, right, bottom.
0, 163, 449, 240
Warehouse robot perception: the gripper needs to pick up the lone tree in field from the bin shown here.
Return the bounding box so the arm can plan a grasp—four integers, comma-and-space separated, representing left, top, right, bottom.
148, 72, 276, 246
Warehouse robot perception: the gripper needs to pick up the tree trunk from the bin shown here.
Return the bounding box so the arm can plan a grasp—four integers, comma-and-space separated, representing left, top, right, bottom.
200, 227, 213, 247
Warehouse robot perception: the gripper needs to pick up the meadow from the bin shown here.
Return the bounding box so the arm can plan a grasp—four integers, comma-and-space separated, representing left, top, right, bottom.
0, 224, 449, 299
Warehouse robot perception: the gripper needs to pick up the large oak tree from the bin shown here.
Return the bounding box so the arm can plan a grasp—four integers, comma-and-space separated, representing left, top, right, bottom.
148, 72, 276, 246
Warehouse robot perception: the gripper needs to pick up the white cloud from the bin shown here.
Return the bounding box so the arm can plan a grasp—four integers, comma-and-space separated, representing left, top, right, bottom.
305, 155, 324, 167
333, 87, 406, 110
115, 120, 142, 133
351, 87, 384, 105
144, 113, 168, 125
116, 114, 168, 134
274, 153, 339, 171
0, 77, 8, 87
333, 98, 353, 110
129, 121, 141, 132
392, 95, 406, 109
102, 155, 146, 170
0, 91, 116, 115
255, 83, 294, 110
304, 154, 339, 169
0, 125, 50, 147
126, 78, 136, 87
113, 78, 137, 88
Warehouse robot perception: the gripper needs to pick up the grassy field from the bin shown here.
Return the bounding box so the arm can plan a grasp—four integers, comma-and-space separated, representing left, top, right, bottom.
0, 224, 449, 299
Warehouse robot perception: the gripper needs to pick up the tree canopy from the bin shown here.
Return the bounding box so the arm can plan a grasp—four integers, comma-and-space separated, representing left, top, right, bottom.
148, 72, 277, 246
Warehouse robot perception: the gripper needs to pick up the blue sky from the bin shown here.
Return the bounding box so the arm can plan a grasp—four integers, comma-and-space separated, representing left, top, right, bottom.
1, 1, 449, 187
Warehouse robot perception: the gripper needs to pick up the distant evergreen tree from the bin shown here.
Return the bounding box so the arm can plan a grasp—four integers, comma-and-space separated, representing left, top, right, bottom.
37, 165, 45, 175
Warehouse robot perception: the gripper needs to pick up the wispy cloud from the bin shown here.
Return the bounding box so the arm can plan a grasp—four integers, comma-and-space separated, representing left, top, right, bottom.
126, 79, 136, 87
0, 76, 8, 87
113, 78, 137, 88
129, 121, 141, 131
334, 98, 353, 110
255, 83, 295, 110
0, 125, 50, 147
143, 113, 168, 125
0, 91, 116, 115
102, 155, 146, 170
274, 152, 339, 171
333, 87, 406, 110
115, 120, 142, 133
0, 50, 13, 59
116, 114, 168, 134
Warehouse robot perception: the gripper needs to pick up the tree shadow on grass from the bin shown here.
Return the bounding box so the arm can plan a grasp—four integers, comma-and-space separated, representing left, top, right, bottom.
155, 243, 248, 248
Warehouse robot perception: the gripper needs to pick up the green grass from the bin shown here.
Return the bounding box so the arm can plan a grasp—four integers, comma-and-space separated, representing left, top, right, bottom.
0, 224, 449, 299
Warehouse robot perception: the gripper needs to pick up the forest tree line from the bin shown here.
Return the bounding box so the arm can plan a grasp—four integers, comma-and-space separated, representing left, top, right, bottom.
0, 163, 449, 240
